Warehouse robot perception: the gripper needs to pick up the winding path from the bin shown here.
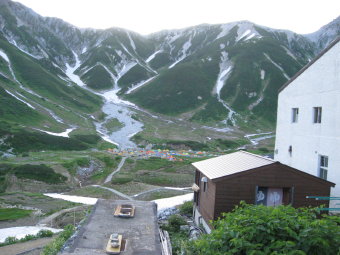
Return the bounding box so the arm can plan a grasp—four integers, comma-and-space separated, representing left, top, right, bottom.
37, 205, 90, 227
132, 187, 191, 198
104, 157, 127, 183
91, 185, 133, 201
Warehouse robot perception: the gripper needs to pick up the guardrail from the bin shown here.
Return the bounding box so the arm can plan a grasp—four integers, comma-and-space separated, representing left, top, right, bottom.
306, 196, 340, 211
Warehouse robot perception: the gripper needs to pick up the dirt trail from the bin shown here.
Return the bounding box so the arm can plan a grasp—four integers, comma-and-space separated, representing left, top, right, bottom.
104, 157, 126, 183
0, 237, 54, 255
91, 185, 133, 201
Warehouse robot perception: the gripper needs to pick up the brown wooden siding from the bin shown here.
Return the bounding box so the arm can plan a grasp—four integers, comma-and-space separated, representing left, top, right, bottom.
196, 172, 216, 224
213, 163, 331, 220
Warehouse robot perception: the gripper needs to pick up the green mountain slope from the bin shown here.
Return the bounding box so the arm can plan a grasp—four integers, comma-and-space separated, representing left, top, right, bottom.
0, 0, 338, 153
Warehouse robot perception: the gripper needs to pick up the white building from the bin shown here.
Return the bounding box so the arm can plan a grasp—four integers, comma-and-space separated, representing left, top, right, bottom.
274, 37, 340, 208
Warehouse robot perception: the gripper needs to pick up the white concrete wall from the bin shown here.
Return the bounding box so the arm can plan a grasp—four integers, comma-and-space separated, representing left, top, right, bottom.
274, 40, 340, 207
193, 206, 212, 233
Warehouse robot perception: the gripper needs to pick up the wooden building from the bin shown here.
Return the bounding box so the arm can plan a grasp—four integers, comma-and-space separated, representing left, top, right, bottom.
192, 151, 335, 233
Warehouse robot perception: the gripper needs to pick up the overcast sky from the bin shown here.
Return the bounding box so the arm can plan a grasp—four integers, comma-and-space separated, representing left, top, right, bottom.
14, 0, 340, 35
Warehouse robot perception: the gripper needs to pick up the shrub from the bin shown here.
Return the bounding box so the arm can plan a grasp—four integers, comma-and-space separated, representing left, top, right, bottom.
166, 214, 187, 232
184, 202, 340, 255
4, 236, 17, 245
179, 201, 193, 216
37, 229, 54, 238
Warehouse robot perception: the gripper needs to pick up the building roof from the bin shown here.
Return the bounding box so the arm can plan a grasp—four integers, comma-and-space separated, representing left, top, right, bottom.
60, 200, 162, 255
278, 37, 340, 93
192, 150, 275, 180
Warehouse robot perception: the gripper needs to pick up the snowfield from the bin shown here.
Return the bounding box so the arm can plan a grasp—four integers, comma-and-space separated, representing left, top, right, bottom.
0, 226, 62, 243
35, 128, 76, 138
43, 193, 98, 205
153, 193, 193, 211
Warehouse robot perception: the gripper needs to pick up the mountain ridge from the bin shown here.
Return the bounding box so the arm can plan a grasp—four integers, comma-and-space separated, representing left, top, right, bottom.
0, 0, 339, 153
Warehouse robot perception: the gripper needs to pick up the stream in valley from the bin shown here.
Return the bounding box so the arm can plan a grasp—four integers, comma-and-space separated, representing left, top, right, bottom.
95, 89, 144, 149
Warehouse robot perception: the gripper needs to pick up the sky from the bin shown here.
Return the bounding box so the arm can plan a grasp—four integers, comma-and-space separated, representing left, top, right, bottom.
14, 0, 340, 35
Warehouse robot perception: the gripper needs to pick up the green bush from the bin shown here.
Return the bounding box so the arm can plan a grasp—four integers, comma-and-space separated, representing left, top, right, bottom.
41, 224, 75, 255
166, 214, 187, 232
3, 236, 17, 245
37, 229, 54, 238
184, 202, 340, 255
0, 229, 54, 247
179, 201, 193, 216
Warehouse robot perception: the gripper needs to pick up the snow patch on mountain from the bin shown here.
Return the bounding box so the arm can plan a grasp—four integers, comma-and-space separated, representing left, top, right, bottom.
281, 46, 298, 61
261, 70, 265, 80
101, 89, 135, 106
236, 23, 261, 42
119, 43, 156, 74
126, 76, 158, 94
42, 107, 64, 123
169, 38, 192, 69
237, 29, 251, 41
127, 32, 137, 51
35, 128, 76, 138
65, 52, 85, 86
213, 51, 237, 126
0, 49, 39, 97
0, 49, 9, 62
5, 89, 35, 109
7, 38, 42, 59
216, 23, 236, 40
146, 50, 163, 63
264, 53, 290, 80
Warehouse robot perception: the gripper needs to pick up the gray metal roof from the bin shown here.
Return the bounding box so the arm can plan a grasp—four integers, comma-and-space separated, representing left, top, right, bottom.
192, 151, 275, 180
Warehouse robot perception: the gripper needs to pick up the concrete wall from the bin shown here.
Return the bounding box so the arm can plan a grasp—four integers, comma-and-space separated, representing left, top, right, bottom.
193, 206, 212, 233
274, 40, 340, 207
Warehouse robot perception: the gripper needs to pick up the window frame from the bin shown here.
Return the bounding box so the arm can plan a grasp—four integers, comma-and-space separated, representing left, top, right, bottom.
291, 108, 299, 123
313, 107, 322, 123
319, 155, 328, 180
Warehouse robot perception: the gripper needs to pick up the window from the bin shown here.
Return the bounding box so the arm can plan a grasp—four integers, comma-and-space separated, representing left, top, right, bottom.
313, 107, 322, 123
256, 187, 284, 206
292, 108, 299, 123
201, 177, 208, 192
319, 155, 328, 180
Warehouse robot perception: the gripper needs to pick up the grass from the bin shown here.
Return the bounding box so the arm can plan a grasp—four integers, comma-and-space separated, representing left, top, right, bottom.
0, 208, 32, 220
110, 157, 196, 187
13, 164, 67, 184
90, 155, 121, 181
126, 61, 217, 115
66, 186, 121, 199
82, 65, 114, 90
103, 118, 124, 132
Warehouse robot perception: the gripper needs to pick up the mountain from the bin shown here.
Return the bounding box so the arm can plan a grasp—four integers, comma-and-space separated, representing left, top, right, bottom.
305, 16, 340, 50
0, 0, 339, 152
